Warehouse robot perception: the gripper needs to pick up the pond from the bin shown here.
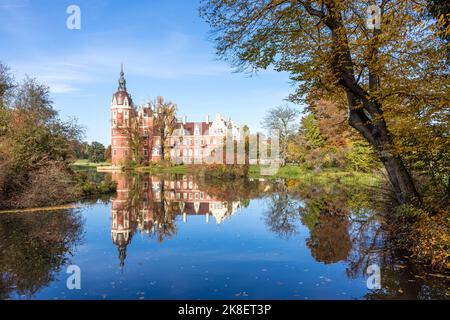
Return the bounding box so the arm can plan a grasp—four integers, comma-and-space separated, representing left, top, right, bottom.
0, 172, 448, 300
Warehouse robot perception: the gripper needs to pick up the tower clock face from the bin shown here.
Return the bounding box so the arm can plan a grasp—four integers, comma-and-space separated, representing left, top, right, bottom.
118, 109, 123, 114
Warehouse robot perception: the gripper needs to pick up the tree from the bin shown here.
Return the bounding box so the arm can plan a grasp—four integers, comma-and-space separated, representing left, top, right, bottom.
104, 145, 112, 163
261, 105, 300, 164
87, 141, 105, 163
427, 0, 450, 48
125, 113, 145, 164
70, 140, 89, 159
301, 114, 325, 150
0, 63, 85, 209
153, 96, 177, 161
200, 0, 448, 206
0, 63, 14, 110
7, 77, 83, 170
312, 97, 351, 148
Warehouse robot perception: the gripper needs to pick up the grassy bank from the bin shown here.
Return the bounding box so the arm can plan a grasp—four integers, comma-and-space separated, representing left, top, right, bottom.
249, 164, 380, 186
0, 204, 82, 214
135, 164, 189, 174
71, 159, 111, 169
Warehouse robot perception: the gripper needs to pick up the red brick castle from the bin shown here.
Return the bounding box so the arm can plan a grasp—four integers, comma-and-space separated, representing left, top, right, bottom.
110, 66, 241, 166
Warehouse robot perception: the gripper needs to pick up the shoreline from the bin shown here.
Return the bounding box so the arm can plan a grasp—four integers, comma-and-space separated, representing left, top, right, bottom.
0, 204, 82, 214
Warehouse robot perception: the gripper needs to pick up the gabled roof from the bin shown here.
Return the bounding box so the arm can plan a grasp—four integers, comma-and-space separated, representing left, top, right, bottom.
174, 122, 212, 136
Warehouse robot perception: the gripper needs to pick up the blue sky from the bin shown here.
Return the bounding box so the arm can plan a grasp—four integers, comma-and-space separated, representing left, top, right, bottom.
0, 0, 301, 145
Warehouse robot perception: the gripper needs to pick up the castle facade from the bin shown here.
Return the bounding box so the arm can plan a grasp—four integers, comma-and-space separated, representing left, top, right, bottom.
110, 66, 241, 166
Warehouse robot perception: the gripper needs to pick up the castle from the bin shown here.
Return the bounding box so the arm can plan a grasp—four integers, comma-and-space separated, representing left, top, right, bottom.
110, 65, 241, 166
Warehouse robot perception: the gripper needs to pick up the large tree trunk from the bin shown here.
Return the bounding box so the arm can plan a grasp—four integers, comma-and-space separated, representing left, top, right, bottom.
379, 152, 422, 206
347, 96, 422, 206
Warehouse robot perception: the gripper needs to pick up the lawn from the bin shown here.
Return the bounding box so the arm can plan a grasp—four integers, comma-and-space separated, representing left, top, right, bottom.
135, 164, 189, 174
249, 164, 380, 186
71, 159, 111, 168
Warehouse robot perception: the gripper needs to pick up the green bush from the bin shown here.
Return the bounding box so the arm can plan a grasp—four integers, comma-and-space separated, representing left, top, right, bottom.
346, 140, 380, 172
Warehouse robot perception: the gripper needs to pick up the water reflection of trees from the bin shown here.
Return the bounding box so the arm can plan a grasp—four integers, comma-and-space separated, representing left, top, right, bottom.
263, 181, 302, 239
0, 210, 83, 299
151, 179, 180, 243
264, 178, 449, 299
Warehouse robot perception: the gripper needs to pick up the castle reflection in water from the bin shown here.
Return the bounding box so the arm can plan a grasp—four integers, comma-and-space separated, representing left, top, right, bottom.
110, 173, 242, 268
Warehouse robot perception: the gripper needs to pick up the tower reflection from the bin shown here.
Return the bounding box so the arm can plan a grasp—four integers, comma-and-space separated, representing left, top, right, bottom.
110, 173, 242, 268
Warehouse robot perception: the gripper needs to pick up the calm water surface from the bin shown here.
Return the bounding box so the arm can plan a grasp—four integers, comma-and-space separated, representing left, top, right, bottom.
1, 173, 448, 300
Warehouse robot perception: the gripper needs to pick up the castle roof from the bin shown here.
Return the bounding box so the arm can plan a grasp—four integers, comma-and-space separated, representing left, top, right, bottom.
174, 122, 212, 136
112, 64, 133, 106
113, 91, 133, 106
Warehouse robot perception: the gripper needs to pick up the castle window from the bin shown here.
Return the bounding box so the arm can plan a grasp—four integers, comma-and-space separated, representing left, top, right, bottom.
144, 149, 148, 156
144, 130, 148, 137
113, 149, 116, 156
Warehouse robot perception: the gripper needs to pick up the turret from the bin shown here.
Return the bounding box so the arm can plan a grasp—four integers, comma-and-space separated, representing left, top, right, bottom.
111, 65, 133, 166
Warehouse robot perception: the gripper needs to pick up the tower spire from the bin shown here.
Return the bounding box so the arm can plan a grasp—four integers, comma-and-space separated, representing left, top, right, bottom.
118, 64, 127, 91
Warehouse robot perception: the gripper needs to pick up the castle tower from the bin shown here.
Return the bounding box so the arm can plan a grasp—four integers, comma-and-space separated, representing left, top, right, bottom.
111, 65, 133, 166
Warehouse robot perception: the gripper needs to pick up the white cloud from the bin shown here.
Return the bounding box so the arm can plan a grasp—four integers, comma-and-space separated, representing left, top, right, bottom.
0, 0, 28, 10
48, 83, 81, 94
8, 31, 233, 94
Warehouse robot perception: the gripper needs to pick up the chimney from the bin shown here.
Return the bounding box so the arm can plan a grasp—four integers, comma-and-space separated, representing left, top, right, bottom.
206, 115, 210, 123
183, 116, 187, 124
